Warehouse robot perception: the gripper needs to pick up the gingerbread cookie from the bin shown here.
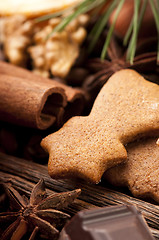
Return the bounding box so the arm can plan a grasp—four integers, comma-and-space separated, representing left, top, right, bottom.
41, 69, 159, 183
104, 137, 159, 203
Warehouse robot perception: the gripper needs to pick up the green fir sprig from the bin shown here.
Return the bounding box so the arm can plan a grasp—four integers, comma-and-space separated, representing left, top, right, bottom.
35, 0, 159, 65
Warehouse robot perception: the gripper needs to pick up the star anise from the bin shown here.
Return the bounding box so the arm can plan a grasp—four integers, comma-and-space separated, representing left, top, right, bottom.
83, 35, 158, 103
0, 179, 81, 240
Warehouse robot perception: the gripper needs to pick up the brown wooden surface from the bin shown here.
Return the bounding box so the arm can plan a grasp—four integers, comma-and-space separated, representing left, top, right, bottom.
0, 153, 159, 239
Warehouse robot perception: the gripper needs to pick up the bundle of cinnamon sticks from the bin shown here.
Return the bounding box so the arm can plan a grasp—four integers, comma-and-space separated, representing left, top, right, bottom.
0, 61, 85, 129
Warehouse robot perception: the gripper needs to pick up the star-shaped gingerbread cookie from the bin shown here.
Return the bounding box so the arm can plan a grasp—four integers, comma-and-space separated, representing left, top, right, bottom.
104, 137, 159, 203
41, 69, 159, 183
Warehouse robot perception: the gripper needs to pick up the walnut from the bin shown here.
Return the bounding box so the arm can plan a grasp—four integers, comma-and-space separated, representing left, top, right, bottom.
1, 13, 89, 77
29, 14, 89, 78
45, 31, 80, 78
2, 15, 34, 66
0, 18, 5, 44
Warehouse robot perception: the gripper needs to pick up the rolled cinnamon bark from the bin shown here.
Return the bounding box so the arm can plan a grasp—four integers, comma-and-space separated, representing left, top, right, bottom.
0, 61, 85, 127
0, 61, 84, 107
0, 73, 67, 129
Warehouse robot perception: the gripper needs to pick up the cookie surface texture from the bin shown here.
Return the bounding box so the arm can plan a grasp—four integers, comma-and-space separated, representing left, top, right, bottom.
104, 138, 159, 203
41, 69, 159, 183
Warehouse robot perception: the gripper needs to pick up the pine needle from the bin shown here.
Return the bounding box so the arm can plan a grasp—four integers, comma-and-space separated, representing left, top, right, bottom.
124, 0, 147, 47
126, 0, 140, 64
88, 0, 118, 53
35, 2, 80, 23
89, 0, 107, 18
123, 19, 133, 47
149, 0, 159, 64
101, 0, 125, 60
53, 0, 93, 32
157, 0, 159, 11
46, 0, 106, 39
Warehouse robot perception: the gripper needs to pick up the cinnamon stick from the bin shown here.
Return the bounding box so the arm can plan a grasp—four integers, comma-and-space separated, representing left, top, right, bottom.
0, 61, 85, 125
0, 73, 66, 129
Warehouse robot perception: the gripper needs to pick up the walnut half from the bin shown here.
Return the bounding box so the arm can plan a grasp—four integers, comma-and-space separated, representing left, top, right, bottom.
2, 15, 34, 66
28, 14, 89, 78
2, 14, 89, 78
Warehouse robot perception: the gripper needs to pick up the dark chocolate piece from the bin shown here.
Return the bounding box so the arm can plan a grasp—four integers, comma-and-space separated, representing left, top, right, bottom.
59, 205, 154, 240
